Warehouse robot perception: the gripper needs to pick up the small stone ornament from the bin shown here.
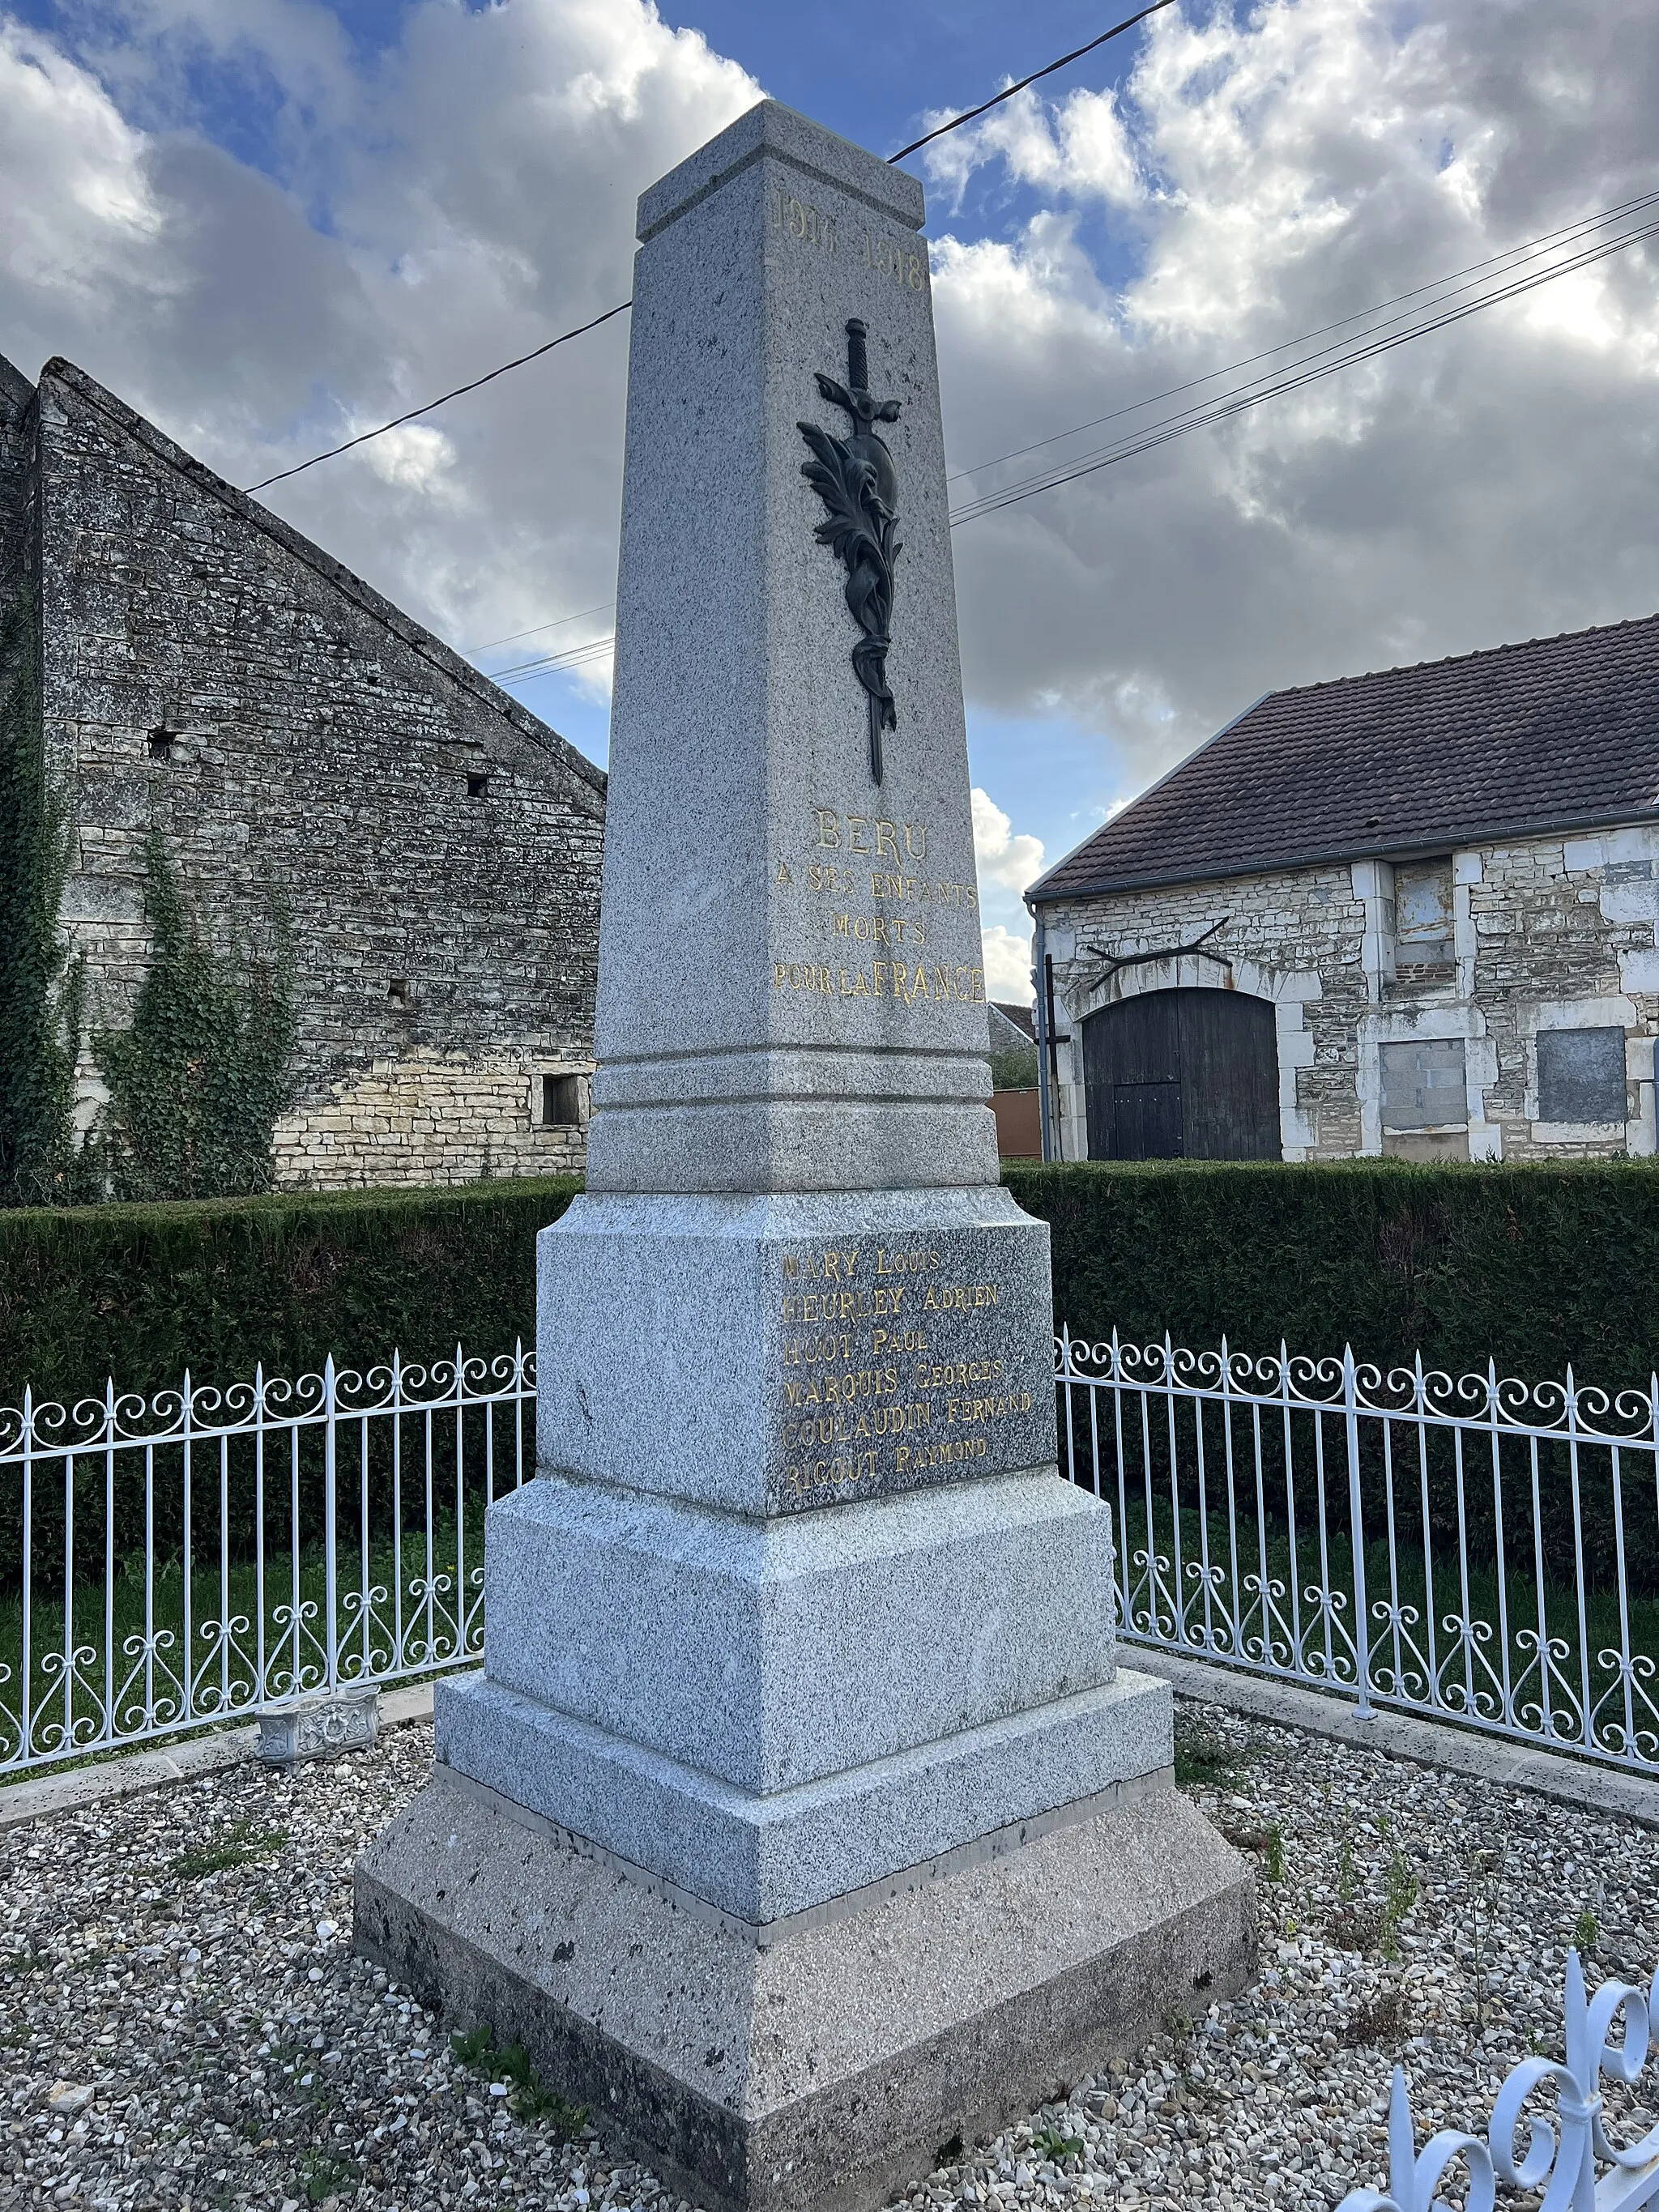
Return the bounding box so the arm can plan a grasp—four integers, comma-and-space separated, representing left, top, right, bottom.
256, 1682, 378, 1768
798, 317, 902, 784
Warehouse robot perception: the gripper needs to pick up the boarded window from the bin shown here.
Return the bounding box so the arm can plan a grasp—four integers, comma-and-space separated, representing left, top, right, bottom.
1394, 858, 1453, 968
542, 1072, 582, 1127
1537, 1026, 1626, 1123
1380, 1037, 1466, 1130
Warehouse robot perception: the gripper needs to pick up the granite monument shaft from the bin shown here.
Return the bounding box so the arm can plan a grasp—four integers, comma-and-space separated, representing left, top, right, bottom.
356, 100, 1253, 2212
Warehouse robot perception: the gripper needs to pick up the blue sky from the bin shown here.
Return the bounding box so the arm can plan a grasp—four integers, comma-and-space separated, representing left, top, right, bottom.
3, 0, 1657, 995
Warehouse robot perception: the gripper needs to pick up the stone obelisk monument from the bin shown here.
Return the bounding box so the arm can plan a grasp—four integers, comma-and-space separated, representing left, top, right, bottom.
357, 100, 1252, 2212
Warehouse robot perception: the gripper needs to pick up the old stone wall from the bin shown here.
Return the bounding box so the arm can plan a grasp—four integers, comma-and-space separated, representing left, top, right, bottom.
1039, 824, 1659, 1162
0, 356, 32, 620
9, 353, 604, 1190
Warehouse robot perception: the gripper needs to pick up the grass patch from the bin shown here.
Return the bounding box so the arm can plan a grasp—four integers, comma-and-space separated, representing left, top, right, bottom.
449, 2023, 586, 2137
297, 2148, 360, 2206
1171, 1715, 1241, 1790
1341, 1990, 1410, 2047
168, 1819, 287, 1882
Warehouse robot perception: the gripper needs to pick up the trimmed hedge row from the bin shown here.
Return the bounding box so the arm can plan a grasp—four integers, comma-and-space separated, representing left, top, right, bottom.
4, 1157, 1655, 1412
0, 1177, 580, 1411
1004, 1157, 1659, 1391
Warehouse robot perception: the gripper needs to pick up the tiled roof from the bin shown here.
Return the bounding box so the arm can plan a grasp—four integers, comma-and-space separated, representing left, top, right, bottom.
1030, 612, 1659, 903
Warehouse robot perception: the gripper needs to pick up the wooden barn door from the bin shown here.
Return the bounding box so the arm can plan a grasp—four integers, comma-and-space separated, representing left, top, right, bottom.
1082, 988, 1280, 1161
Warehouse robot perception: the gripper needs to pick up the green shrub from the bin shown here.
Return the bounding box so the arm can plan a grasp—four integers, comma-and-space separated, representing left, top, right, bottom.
93, 831, 296, 1203
0, 1176, 579, 1597
0, 1175, 578, 1413
1005, 1157, 1659, 1390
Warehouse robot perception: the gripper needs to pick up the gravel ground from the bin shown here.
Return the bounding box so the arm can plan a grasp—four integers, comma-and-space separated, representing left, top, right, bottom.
5, 1699, 1657, 2212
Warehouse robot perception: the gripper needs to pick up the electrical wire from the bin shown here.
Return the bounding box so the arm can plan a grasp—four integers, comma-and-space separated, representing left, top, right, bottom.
949, 212, 1659, 526
241, 300, 633, 492
886, 0, 1174, 160
485, 196, 1659, 682
946, 184, 1659, 488
467, 600, 616, 656
240, 10, 1172, 494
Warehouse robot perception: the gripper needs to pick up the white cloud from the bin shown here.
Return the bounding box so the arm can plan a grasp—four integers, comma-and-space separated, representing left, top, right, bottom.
4, 0, 1659, 836
931, 0, 1659, 807
981, 923, 1034, 1005
0, 0, 761, 701
972, 786, 1046, 894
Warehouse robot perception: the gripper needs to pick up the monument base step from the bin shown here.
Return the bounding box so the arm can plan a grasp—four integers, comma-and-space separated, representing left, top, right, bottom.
354, 1763, 1256, 2212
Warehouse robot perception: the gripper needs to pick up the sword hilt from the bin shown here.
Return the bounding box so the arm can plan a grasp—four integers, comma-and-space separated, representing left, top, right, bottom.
846, 318, 868, 393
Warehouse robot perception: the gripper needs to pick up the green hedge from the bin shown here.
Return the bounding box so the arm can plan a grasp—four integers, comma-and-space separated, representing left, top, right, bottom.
5, 1158, 1655, 1412
0, 1176, 580, 1411
1004, 1158, 1659, 1391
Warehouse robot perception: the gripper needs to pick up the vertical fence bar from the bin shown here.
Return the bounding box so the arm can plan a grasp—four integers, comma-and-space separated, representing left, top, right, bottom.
1487, 1361, 1515, 1741
60, 1441, 75, 1753
254, 1366, 268, 1707
20, 1391, 33, 1766
181, 1371, 194, 1724
1344, 1347, 1373, 1718
323, 1355, 339, 1695
103, 1383, 116, 1751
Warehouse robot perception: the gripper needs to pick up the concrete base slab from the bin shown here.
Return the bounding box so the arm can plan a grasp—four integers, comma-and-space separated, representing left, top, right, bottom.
354, 1763, 1255, 2212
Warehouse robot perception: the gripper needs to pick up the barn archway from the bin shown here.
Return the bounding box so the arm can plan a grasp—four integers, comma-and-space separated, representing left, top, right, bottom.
1081, 987, 1280, 1160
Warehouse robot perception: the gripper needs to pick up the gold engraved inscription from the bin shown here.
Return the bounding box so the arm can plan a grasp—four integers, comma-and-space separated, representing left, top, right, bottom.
771, 960, 986, 1004
815, 808, 926, 859
776, 1240, 1021, 1503
859, 230, 928, 291
770, 188, 837, 250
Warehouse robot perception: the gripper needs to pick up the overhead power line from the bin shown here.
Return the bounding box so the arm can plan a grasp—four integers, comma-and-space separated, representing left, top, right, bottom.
946, 184, 1659, 488
241, 301, 633, 492
241, 11, 1169, 494
486, 190, 1659, 686
887, 0, 1173, 160
949, 207, 1659, 526
467, 599, 616, 657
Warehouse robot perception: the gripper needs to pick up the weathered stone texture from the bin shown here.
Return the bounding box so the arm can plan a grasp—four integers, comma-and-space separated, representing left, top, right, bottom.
1041, 827, 1659, 1162
2, 350, 603, 1188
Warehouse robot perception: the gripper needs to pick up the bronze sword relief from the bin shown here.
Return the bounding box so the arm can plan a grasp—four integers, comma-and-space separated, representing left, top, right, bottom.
798, 318, 901, 785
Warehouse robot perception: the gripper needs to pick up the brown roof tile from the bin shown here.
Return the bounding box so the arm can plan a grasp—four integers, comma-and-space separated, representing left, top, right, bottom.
1030, 612, 1659, 902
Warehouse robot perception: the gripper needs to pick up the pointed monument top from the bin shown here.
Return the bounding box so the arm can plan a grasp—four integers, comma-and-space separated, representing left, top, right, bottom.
638, 98, 925, 244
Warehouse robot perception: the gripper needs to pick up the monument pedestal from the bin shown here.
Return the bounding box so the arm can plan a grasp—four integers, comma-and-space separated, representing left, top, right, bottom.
355, 96, 1253, 2211
358, 1740, 1251, 2212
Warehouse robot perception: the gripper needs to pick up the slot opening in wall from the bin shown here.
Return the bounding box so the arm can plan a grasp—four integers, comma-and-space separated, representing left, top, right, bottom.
388, 978, 409, 1004
466, 773, 490, 799
147, 728, 174, 761
542, 1073, 580, 1127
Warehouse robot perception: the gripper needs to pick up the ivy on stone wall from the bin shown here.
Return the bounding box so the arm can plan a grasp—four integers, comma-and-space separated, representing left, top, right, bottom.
0, 578, 90, 1207
93, 830, 298, 1203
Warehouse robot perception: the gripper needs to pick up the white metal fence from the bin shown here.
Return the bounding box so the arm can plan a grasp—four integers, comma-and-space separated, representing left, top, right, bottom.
1059, 1328, 1659, 1775
5, 1328, 1658, 1784
0, 1345, 534, 1779
1338, 1950, 1659, 2212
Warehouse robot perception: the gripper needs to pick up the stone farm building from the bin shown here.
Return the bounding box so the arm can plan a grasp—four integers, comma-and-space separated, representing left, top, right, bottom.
0, 351, 604, 1190
1027, 614, 1659, 1163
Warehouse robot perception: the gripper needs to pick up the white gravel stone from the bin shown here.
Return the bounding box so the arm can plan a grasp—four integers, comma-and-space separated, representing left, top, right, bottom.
2, 1698, 1655, 2211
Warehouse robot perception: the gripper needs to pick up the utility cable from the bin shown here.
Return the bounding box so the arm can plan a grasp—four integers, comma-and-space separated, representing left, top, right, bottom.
949, 212, 1659, 525
947, 184, 1659, 488
241, 10, 1171, 493
467, 600, 616, 656
488, 201, 1659, 682
886, 0, 1174, 160
241, 300, 633, 492
491, 193, 1659, 685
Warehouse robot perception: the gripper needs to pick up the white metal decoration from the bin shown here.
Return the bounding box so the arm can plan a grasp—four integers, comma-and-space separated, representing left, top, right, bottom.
1057, 1329, 1659, 1775
0, 1343, 534, 1778
1338, 1954, 1659, 2212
